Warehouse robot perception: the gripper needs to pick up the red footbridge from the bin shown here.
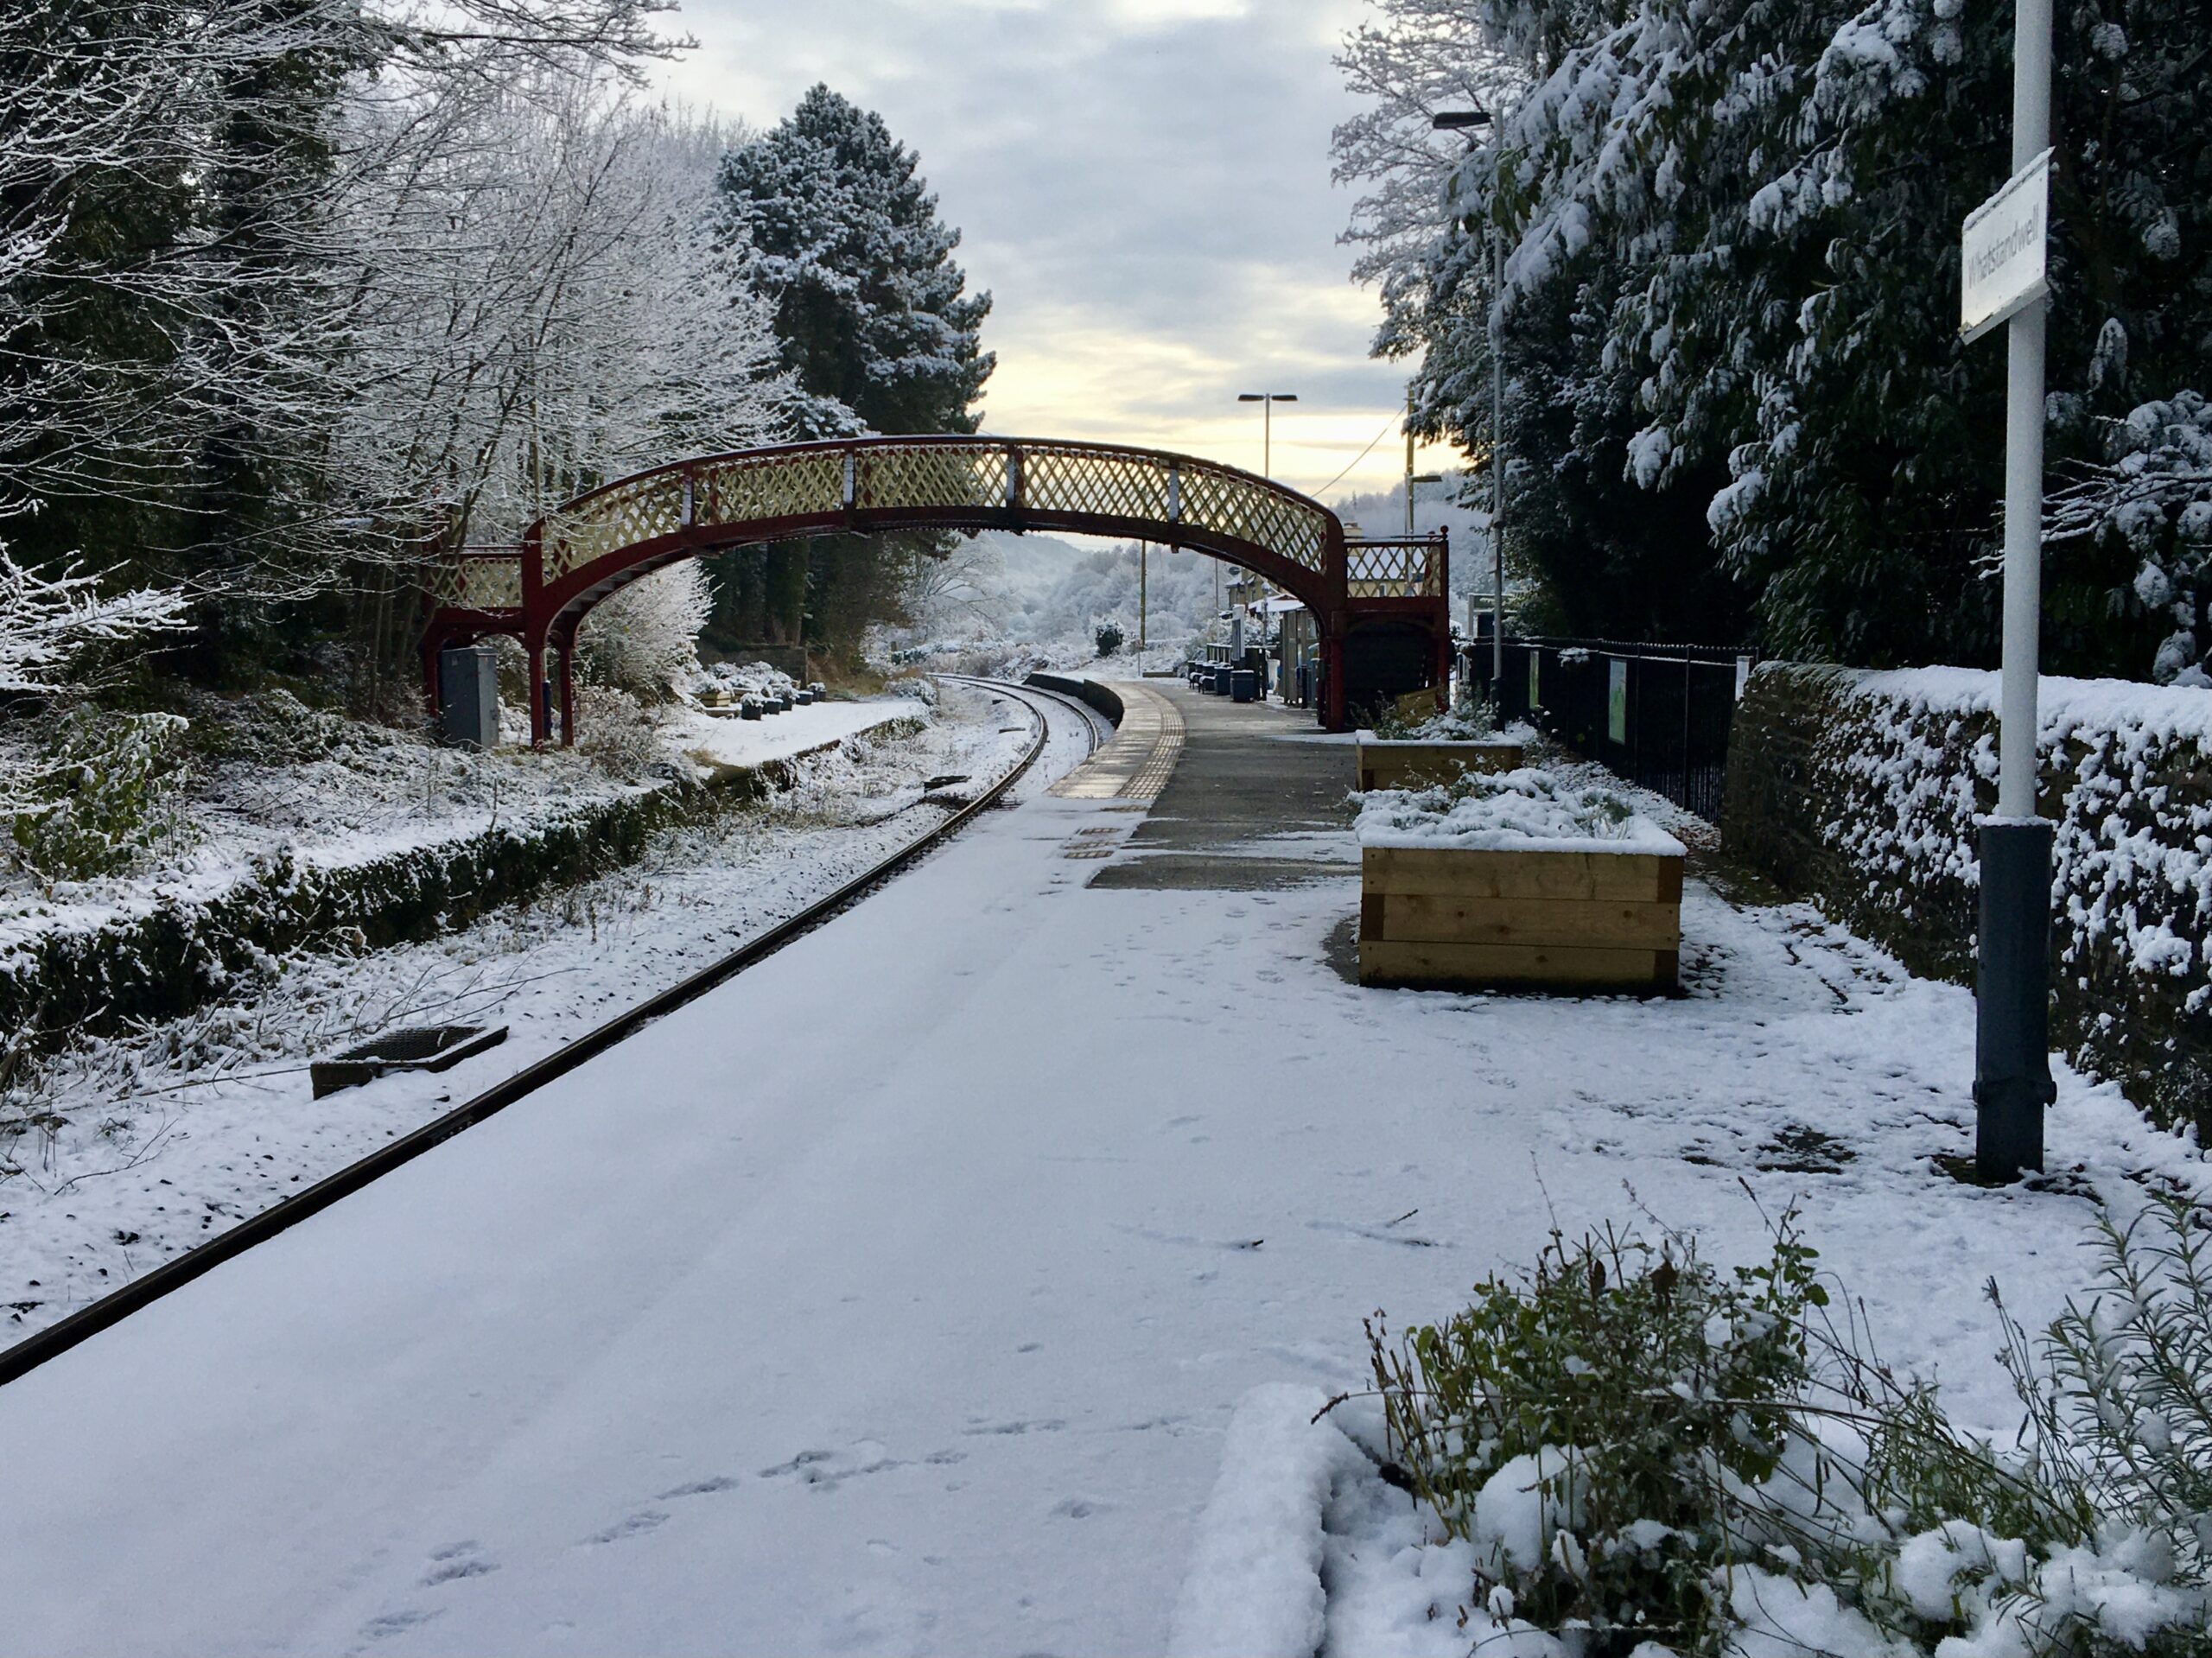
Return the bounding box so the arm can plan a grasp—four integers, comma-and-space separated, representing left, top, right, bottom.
421, 435, 1450, 740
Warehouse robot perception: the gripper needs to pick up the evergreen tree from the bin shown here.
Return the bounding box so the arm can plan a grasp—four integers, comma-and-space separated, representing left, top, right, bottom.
1359, 0, 2210, 677
709, 85, 993, 661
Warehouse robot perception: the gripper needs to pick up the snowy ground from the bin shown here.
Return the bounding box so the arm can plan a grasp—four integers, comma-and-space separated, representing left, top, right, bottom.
0, 683, 1082, 1348
0, 708, 2202, 1655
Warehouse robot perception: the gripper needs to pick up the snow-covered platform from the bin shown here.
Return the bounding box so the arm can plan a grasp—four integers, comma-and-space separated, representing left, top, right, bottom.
0, 679, 2191, 1655
1087, 680, 1359, 891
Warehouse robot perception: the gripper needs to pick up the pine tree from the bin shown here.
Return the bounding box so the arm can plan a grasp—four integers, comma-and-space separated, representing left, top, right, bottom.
709, 85, 993, 662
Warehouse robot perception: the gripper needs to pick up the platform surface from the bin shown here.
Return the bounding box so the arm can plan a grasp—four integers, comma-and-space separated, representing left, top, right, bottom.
1087, 681, 1357, 891
0, 678, 2115, 1658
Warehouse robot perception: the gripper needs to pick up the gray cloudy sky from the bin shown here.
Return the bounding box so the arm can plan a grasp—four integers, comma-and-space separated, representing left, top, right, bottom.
658, 0, 1450, 504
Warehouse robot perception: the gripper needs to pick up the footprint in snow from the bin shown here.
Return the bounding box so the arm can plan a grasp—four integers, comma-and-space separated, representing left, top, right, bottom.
654, 1474, 740, 1500
360, 1607, 443, 1642
420, 1540, 498, 1586
583, 1510, 669, 1544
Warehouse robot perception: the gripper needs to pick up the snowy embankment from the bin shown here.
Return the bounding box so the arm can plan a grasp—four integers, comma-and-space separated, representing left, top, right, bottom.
0, 694, 925, 1058
1724, 663, 2212, 1135
0, 686, 1043, 1346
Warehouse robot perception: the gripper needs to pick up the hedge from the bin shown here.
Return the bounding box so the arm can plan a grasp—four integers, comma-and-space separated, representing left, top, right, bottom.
1722, 664, 2212, 1140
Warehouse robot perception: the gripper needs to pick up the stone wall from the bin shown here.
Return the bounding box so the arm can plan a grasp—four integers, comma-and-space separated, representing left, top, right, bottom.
1722, 664, 2212, 1139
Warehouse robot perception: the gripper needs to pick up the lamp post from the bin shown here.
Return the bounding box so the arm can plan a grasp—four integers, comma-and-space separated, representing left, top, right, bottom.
1234, 391, 1297, 615
1433, 108, 1503, 687
1405, 385, 1445, 537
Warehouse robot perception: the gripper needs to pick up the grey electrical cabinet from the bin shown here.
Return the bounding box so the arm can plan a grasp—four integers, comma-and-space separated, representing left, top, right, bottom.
437, 645, 499, 749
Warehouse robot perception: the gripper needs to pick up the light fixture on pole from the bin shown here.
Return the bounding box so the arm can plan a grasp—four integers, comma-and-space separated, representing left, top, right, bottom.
1236, 391, 1299, 479
1433, 107, 1505, 688
1233, 391, 1298, 618
1404, 385, 1446, 537
1959, 0, 2057, 1182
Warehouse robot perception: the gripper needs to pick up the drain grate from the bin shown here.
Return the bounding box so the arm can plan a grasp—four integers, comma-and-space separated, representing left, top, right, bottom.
310, 1025, 509, 1099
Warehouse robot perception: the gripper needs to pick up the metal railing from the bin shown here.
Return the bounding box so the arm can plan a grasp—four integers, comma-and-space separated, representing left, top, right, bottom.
537, 435, 1338, 586
1465, 635, 1756, 822
1344, 533, 1447, 598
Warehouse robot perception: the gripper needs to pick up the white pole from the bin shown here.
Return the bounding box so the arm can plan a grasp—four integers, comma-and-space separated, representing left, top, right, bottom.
1996, 0, 2050, 819
1974, 0, 2056, 1180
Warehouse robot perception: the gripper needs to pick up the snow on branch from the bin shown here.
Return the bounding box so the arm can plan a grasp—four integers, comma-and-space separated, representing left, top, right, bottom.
0, 552, 190, 696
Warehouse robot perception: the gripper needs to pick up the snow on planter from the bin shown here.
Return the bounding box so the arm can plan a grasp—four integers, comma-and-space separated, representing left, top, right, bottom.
1354, 729, 1528, 792
1357, 769, 1686, 992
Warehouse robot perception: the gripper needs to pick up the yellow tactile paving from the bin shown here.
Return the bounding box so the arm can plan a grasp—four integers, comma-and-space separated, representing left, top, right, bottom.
1047, 680, 1185, 802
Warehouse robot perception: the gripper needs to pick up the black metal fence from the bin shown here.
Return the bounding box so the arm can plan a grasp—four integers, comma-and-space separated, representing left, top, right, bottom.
1463, 636, 1755, 822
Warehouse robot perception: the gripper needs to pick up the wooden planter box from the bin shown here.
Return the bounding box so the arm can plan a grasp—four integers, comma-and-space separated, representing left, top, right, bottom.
1355, 735, 1526, 793
1358, 843, 1682, 992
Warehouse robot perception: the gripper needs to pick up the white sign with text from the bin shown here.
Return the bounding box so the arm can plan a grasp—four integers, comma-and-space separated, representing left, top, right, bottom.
1961, 149, 2051, 345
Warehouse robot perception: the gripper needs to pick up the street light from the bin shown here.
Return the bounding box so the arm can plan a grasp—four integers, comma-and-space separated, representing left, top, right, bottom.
1233, 391, 1298, 612
1407, 473, 1442, 539
1433, 107, 1505, 687
1236, 391, 1298, 478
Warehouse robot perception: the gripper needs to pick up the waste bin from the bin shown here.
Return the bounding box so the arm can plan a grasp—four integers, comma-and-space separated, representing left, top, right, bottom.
1230, 669, 1257, 703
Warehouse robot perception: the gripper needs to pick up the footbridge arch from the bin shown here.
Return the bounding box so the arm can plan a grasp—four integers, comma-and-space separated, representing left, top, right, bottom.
421, 435, 1448, 740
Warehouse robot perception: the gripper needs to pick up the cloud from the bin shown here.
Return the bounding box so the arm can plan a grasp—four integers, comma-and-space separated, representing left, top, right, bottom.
658, 0, 1452, 502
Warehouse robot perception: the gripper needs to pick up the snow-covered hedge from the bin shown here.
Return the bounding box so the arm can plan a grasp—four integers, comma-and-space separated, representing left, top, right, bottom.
0, 740, 850, 1060
1722, 664, 2212, 1136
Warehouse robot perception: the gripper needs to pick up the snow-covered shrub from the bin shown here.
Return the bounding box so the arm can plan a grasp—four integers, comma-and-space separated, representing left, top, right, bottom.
1362, 1207, 2212, 1657
10, 709, 192, 881
1357, 766, 1673, 851
1095, 621, 1124, 658
1366, 1219, 1829, 1649
577, 566, 713, 702
1369, 695, 1504, 741
572, 686, 670, 782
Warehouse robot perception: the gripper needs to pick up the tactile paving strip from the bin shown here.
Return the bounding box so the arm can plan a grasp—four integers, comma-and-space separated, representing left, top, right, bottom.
1048, 683, 1185, 802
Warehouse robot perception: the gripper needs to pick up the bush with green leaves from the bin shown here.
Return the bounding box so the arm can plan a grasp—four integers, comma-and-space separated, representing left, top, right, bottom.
1362, 1203, 2212, 1657
10, 708, 191, 880
1095, 621, 1124, 658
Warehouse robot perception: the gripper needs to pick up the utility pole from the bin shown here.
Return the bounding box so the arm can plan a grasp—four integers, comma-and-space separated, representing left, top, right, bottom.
1961, 0, 2057, 1179
1139, 540, 1147, 648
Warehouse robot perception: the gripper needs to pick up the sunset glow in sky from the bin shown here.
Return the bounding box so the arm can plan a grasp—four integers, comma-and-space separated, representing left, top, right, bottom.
658, 0, 1456, 505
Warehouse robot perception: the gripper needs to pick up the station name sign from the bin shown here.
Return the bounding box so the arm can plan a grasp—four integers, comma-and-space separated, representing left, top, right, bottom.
1960, 149, 2051, 345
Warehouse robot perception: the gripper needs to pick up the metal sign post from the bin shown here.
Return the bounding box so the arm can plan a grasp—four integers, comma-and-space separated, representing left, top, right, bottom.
1964, 0, 2057, 1181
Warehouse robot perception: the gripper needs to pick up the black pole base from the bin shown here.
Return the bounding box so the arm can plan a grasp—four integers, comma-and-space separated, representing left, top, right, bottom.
1974, 817, 2057, 1182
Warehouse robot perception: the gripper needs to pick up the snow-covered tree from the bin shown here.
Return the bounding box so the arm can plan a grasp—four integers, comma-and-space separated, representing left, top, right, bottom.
707, 86, 993, 664
1331, 1, 1524, 361
2050, 391, 2212, 685
1351, 0, 2212, 676
717, 84, 992, 441
0, 0, 707, 702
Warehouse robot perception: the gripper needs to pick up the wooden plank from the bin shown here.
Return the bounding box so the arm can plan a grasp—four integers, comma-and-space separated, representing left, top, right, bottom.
1378, 893, 1681, 950
1355, 743, 1524, 793
1362, 845, 1675, 902
1357, 939, 1675, 990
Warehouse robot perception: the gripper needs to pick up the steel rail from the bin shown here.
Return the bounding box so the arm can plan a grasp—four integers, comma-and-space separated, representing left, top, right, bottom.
0, 678, 1096, 1389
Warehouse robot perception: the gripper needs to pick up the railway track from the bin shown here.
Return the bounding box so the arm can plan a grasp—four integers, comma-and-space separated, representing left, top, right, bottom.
0, 677, 1101, 1388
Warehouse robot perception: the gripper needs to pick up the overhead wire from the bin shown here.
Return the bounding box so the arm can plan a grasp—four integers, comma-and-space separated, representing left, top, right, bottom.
1307, 415, 1402, 501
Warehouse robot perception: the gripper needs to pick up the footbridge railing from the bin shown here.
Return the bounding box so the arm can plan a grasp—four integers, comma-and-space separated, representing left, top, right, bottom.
421, 435, 1450, 741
